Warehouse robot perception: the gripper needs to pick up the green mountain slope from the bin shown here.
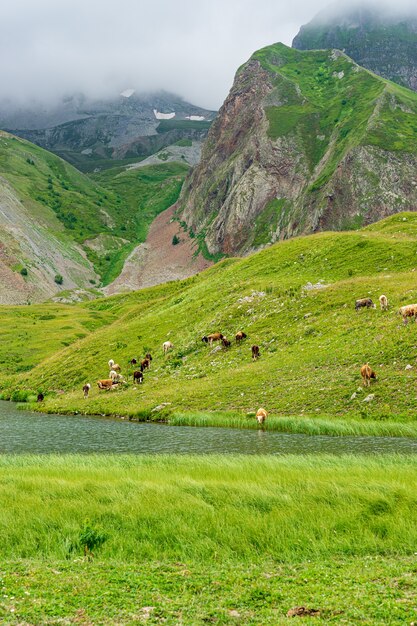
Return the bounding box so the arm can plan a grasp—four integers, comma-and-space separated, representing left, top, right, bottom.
292, 3, 417, 92
4, 212, 417, 428
177, 43, 417, 257
0, 133, 189, 300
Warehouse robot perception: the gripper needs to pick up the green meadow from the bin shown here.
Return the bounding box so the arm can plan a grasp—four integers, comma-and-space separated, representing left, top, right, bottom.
2, 212, 417, 431
1, 455, 417, 624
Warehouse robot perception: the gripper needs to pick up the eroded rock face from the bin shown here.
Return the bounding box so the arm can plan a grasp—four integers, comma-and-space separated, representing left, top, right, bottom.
177, 43, 417, 256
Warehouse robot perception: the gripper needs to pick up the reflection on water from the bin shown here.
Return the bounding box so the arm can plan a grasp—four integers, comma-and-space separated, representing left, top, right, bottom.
1, 401, 417, 455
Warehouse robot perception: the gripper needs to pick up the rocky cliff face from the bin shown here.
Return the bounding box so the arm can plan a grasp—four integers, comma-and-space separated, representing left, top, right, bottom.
178, 43, 417, 257
292, 3, 417, 92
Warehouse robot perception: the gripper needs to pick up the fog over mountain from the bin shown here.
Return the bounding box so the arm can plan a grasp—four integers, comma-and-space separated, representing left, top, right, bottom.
2, 0, 416, 111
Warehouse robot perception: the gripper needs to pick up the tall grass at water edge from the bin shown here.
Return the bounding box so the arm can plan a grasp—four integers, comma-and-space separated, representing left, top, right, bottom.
0, 454, 417, 563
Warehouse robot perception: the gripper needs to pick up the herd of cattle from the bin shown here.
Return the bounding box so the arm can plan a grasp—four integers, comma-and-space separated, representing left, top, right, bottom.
87, 331, 260, 396
75, 292, 417, 424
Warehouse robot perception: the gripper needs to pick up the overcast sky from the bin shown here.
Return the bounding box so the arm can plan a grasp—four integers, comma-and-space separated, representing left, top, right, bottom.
1, 0, 415, 109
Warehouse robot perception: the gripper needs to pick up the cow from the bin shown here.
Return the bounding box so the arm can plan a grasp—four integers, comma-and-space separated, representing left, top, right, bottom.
256, 408, 268, 425
133, 370, 143, 384
222, 337, 231, 348
251, 345, 260, 360
163, 341, 174, 354
379, 295, 388, 311
202, 333, 224, 346
97, 379, 117, 390
399, 303, 417, 324
37, 392, 44, 402
355, 298, 376, 311
360, 364, 377, 387
129, 358, 138, 366
82, 383, 91, 398
140, 357, 151, 372
235, 331, 247, 343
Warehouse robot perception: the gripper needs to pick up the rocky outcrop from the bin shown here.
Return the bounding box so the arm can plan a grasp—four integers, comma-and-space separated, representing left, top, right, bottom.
292, 3, 417, 92
178, 43, 417, 256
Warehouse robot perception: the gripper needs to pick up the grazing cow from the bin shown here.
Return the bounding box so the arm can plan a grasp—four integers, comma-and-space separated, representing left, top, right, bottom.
133, 370, 143, 384
37, 392, 44, 403
145, 353, 153, 366
360, 364, 377, 387
202, 333, 224, 346
222, 337, 231, 348
109, 370, 121, 382
355, 298, 376, 311
97, 379, 116, 390
379, 295, 388, 311
163, 341, 174, 354
256, 408, 268, 425
82, 383, 91, 398
235, 331, 247, 343
140, 357, 151, 372
129, 358, 138, 366
252, 345, 260, 360
399, 303, 417, 324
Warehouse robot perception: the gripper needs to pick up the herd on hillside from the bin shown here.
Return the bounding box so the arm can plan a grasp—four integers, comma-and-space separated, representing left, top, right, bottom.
37, 293, 417, 425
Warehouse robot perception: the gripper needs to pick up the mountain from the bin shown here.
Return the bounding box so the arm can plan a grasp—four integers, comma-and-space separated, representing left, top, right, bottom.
0, 132, 189, 303
0, 91, 215, 172
292, 2, 417, 92
176, 42, 417, 257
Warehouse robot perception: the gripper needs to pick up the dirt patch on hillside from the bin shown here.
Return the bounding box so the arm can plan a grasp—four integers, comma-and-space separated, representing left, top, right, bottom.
103, 205, 212, 295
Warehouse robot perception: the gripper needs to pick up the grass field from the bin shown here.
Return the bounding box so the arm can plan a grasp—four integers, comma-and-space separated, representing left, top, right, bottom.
3, 212, 417, 427
0, 454, 417, 624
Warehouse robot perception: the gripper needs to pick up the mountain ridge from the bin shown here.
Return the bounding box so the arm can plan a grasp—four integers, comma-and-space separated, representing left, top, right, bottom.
176, 42, 417, 257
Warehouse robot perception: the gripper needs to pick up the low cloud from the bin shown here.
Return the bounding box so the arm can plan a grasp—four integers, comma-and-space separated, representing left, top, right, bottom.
0, 0, 415, 109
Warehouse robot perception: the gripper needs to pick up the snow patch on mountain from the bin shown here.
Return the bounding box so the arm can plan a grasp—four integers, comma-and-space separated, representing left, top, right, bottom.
153, 109, 176, 120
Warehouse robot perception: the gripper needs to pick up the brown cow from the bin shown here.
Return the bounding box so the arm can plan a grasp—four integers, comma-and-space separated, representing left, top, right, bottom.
202, 333, 224, 346
235, 331, 247, 343
256, 408, 268, 425
251, 345, 260, 360
140, 357, 151, 372
355, 298, 376, 311
399, 304, 417, 324
360, 364, 377, 387
97, 379, 118, 390
222, 337, 231, 348
133, 370, 143, 384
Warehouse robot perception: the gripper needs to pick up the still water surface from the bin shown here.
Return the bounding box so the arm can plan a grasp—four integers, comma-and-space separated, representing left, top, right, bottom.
1, 401, 417, 455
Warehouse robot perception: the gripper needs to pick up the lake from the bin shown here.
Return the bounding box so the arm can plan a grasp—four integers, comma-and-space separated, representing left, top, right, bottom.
1, 401, 417, 455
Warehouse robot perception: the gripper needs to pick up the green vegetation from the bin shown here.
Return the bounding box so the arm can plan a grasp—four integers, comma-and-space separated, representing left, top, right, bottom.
254, 43, 417, 189
156, 119, 212, 133
3, 212, 417, 427
1, 455, 417, 623
293, 11, 417, 91
174, 137, 193, 147
93, 161, 189, 247
252, 198, 290, 246
54, 273, 63, 285
0, 133, 188, 285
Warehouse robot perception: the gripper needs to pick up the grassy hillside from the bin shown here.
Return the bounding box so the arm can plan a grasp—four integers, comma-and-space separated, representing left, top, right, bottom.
3, 212, 417, 427
0, 133, 189, 287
